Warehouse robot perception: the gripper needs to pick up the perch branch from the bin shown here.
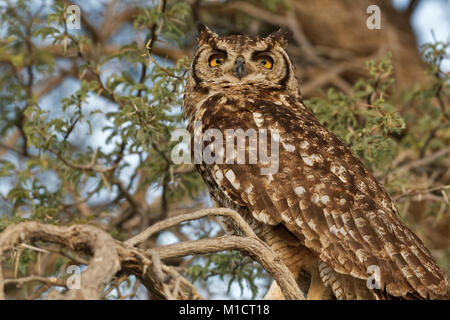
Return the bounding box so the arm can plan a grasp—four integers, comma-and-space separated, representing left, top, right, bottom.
125, 208, 257, 246
154, 235, 305, 300
0, 222, 121, 300
0, 208, 304, 300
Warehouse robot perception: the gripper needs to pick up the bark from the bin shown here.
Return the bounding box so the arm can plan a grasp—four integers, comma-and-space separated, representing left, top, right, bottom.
0, 208, 304, 300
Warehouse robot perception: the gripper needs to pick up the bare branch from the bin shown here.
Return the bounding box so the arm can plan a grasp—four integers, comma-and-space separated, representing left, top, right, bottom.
0, 222, 121, 300
154, 235, 304, 300
4, 275, 67, 288
394, 185, 450, 202
0, 207, 305, 300
125, 208, 257, 247
390, 146, 450, 177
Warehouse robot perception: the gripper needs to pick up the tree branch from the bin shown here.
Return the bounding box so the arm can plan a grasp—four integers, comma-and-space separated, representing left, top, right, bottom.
0, 222, 121, 300
0, 208, 305, 300
154, 235, 304, 300
125, 208, 257, 246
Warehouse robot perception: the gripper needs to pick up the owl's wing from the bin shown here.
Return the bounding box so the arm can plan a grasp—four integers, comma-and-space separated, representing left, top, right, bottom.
200, 97, 448, 299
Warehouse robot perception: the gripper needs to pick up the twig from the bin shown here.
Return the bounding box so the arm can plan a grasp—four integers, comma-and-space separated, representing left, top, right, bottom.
393, 185, 450, 202
102, 273, 129, 298
120, 278, 141, 300
0, 208, 304, 300
19, 243, 50, 254
153, 235, 304, 300
390, 146, 450, 176
47, 147, 117, 174
285, 0, 324, 65
5, 276, 67, 288
147, 53, 184, 81
125, 208, 257, 247
419, 123, 449, 158
0, 222, 121, 300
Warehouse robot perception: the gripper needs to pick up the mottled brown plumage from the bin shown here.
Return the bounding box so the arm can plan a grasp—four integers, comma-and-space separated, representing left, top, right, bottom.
183, 25, 449, 299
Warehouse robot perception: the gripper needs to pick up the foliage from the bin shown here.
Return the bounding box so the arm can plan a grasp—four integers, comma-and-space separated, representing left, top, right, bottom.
306, 52, 406, 173
185, 251, 264, 299
0, 0, 448, 300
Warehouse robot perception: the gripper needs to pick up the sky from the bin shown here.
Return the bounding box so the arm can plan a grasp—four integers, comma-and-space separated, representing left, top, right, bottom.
393, 0, 450, 71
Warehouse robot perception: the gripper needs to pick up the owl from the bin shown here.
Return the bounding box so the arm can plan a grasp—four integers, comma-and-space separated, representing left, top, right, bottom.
182, 25, 449, 300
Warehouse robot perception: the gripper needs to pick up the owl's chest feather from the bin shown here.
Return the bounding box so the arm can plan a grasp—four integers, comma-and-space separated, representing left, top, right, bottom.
196, 163, 270, 237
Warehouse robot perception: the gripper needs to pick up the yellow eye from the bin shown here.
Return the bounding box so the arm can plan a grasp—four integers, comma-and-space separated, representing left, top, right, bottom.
258, 56, 273, 69
209, 54, 226, 67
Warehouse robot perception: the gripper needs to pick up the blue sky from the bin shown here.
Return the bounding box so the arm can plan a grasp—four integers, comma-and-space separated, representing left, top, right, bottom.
393, 0, 450, 70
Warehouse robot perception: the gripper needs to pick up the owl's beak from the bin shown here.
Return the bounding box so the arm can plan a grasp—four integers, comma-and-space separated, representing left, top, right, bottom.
233, 56, 246, 80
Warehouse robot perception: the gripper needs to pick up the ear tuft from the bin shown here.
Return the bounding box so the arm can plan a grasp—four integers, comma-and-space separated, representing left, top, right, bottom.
197, 24, 218, 46
267, 29, 288, 48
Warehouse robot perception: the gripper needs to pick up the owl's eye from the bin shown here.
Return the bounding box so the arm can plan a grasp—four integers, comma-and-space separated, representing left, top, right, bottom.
209, 54, 226, 67
258, 56, 273, 69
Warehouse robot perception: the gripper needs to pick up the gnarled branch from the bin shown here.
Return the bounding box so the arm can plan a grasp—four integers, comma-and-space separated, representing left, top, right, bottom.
0, 208, 304, 300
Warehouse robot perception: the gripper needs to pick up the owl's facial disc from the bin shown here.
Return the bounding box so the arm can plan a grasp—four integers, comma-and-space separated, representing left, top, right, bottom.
191, 27, 294, 90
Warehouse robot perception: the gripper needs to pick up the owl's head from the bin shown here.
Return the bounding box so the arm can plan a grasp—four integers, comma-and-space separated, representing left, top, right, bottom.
187, 25, 299, 94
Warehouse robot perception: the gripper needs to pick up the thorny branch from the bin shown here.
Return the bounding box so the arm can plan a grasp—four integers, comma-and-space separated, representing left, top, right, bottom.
0, 208, 304, 300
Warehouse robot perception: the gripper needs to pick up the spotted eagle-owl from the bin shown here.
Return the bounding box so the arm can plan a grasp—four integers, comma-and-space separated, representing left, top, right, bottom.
183, 25, 449, 299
